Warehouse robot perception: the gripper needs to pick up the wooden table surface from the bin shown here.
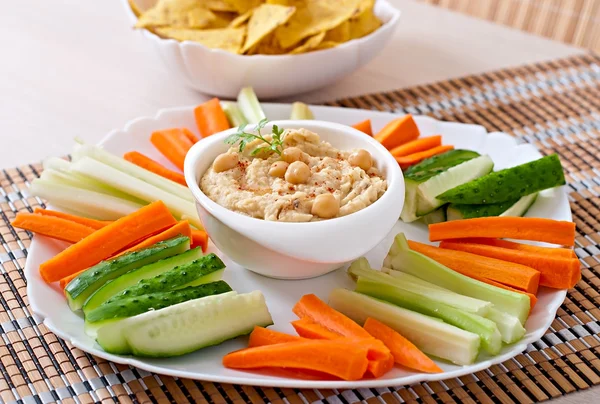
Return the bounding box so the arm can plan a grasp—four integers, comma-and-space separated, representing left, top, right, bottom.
0, 1, 594, 402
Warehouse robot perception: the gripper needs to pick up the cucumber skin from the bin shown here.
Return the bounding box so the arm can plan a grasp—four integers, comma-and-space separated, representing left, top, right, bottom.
420, 208, 447, 224
65, 236, 190, 311
405, 150, 481, 182
86, 281, 233, 324
447, 199, 520, 220
438, 154, 565, 204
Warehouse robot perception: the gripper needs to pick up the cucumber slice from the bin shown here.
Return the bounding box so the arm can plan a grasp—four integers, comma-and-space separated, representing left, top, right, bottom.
416, 155, 494, 216
83, 247, 204, 315
356, 278, 501, 354
237, 87, 266, 124
447, 193, 538, 221
420, 208, 447, 224
348, 259, 492, 316
65, 236, 190, 311
329, 289, 480, 365
290, 102, 314, 120
486, 308, 526, 344
221, 101, 248, 127
85, 281, 233, 338
400, 179, 420, 222
438, 154, 565, 204
383, 233, 530, 324
97, 291, 273, 357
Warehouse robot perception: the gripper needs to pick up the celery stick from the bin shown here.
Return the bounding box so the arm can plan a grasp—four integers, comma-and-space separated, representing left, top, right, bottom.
290, 102, 314, 120
29, 180, 143, 220
329, 288, 480, 365
486, 308, 525, 344
72, 144, 192, 202
70, 157, 202, 229
221, 101, 248, 127
348, 259, 492, 316
356, 277, 501, 355
383, 233, 531, 324
43, 157, 72, 172
237, 87, 266, 124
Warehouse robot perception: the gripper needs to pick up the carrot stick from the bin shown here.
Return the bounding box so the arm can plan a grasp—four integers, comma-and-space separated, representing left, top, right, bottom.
223, 340, 369, 381
248, 326, 302, 347
11, 213, 96, 244
150, 128, 195, 171
123, 151, 187, 186
291, 317, 343, 340
191, 229, 209, 253
181, 128, 200, 144
375, 115, 420, 149
115, 221, 191, 257
446, 237, 576, 259
408, 240, 540, 294
439, 240, 581, 289
351, 119, 373, 136
194, 98, 231, 138
471, 275, 537, 311
389, 135, 442, 157
363, 318, 442, 373
39, 201, 176, 283
33, 208, 110, 230
395, 145, 455, 170
429, 217, 576, 247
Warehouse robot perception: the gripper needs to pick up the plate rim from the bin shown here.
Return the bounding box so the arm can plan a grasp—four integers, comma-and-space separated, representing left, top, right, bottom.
25, 104, 569, 389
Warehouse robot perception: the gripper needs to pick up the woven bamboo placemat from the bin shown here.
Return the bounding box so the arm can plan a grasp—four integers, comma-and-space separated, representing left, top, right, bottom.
1, 53, 599, 404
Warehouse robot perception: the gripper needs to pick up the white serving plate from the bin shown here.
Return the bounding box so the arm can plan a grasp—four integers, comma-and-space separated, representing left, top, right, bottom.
25, 104, 570, 388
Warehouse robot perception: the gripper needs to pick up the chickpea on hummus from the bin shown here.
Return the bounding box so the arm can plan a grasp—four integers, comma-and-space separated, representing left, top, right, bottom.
200, 127, 387, 222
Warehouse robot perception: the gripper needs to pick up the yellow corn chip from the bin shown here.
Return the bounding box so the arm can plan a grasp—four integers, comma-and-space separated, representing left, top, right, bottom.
187, 8, 217, 28
156, 27, 246, 53
324, 20, 350, 43
136, 0, 211, 29
275, 0, 361, 49
349, 5, 381, 40
289, 31, 326, 54
242, 4, 296, 53
202, 0, 236, 12
229, 10, 253, 28
314, 40, 339, 50
127, 0, 143, 17
207, 11, 237, 27
227, 0, 264, 13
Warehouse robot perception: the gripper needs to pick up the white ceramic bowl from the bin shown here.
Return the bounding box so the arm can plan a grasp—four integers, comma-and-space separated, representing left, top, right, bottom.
121, 0, 401, 99
184, 120, 404, 279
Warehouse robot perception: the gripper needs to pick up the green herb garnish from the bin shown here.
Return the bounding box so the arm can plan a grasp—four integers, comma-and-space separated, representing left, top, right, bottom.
224, 118, 286, 156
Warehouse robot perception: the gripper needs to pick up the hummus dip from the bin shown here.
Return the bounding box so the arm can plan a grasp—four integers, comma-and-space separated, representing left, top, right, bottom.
200, 128, 387, 222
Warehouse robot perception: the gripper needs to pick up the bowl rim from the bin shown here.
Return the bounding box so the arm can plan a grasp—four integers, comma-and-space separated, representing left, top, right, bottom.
121, 0, 402, 60
184, 119, 404, 228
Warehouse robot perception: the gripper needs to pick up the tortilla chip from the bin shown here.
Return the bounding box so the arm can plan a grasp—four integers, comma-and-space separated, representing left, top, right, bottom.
201, 0, 236, 12
187, 8, 218, 28
324, 20, 350, 43
275, 0, 361, 49
227, 0, 264, 13
314, 40, 339, 50
208, 11, 237, 27
289, 31, 326, 54
229, 10, 253, 28
246, 32, 285, 54
242, 4, 296, 53
349, 5, 381, 40
136, 0, 212, 29
156, 27, 246, 53
128, 0, 143, 17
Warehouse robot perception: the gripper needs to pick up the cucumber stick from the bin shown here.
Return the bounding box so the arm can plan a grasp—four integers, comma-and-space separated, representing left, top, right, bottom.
356, 278, 501, 354
420, 208, 446, 224
97, 291, 273, 357
447, 193, 538, 220
348, 259, 492, 316
85, 281, 233, 337
65, 236, 190, 311
438, 154, 565, 204
290, 102, 314, 120
83, 247, 205, 315
383, 233, 530, 324
329, 289, 480, 365
237, 87, 266, 124
416, 155, 494, 215
486, 308, 526, 344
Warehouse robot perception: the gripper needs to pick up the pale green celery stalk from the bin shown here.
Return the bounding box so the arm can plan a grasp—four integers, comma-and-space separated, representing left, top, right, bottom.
329, 288, 481, 365
290, 102, 314, 120
356, 277, 502, 355
71, 144, 193, 202
221, 101, 248, 127
383, 233, 531, 324
43, 157, 72, 172
29, 179, 143, 220
237, 87, 266, 124
348, 258, 492, 316
70, 157, 203, 229
486, 308, 526, 344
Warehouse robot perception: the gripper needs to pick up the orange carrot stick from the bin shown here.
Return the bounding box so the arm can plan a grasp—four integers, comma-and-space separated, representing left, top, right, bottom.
39, 201, 176, 283
150, 128, 195, 171
248, 326, 302, 347
375, 115, 420, 149
181, 128, 200, 144
223, 340, 369, 381
123, 151, 187, 186
396, 145, 455, 170
33, 208, 110, 230
389, 135, 442, 157
471, 275, 537, 311
194, 98, 231, 138
408, 240, 540, 294
363, 318, 442, 373
446, 237, 577, 259
191, 229, 209, 253
11, 213, 95, 244
429, 217, 576, 247
439, 240, 581, 289
291, 317, 343, 340
351, 119, 373, 136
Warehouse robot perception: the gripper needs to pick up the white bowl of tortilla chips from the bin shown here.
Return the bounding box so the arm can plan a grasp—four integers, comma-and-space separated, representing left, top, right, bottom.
123, 0, 400, 99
